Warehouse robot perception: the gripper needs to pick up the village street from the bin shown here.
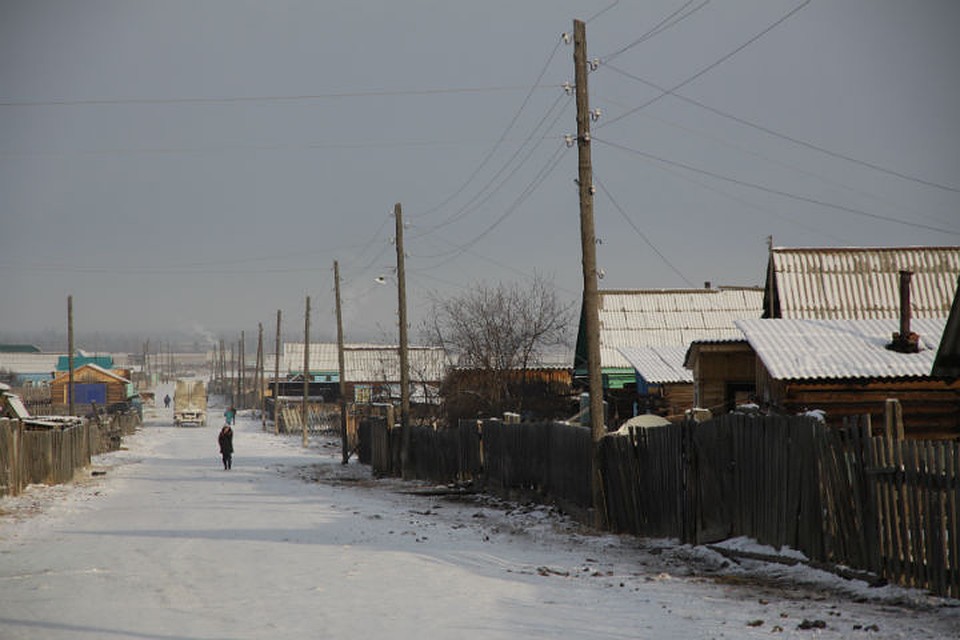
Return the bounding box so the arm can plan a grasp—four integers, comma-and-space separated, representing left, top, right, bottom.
1, 400, 958, 640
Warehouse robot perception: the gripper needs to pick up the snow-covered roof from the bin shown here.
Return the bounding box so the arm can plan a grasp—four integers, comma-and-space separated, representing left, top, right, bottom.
594, 288, 763, 368
735, 317, 946, 381
0, 352, 63, 374
617, 346, 693, 384
52, 362, 131, 384
283, 343, 448, 382
766, 246, 960, 320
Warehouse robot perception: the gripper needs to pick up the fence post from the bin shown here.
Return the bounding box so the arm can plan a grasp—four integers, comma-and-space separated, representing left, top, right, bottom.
884, 399, 904, 447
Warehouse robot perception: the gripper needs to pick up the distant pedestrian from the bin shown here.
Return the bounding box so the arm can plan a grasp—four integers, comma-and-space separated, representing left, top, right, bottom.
163, 394, 171, 408
218, 424, 234, 470
224, 406, 236, 425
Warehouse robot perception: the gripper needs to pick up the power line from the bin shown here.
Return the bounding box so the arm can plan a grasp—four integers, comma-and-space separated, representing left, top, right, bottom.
594, 175, 696, 287
0, 84, 559, 108
0, 137, 511, 159
414, 37, 565, 219
412, 94, 572, 238
603, 62, 960, 194
599, 0, 711, 63
585, 0, 620, 24
415, 141, 570, 265
595, 91, 945, 230
594, 136, 960, 236
599, 0, 811, 130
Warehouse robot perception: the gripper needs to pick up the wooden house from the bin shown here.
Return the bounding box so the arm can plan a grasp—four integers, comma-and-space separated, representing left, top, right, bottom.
574, 287, 763, 421
735, 317, 959, 439
50, 363, 132, 414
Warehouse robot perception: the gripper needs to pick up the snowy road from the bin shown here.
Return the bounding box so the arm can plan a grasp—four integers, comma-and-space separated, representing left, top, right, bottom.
1, 403, 958, 639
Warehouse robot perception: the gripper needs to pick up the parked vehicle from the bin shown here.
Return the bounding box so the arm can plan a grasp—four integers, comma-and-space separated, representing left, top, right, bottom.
173, 380, 207, 427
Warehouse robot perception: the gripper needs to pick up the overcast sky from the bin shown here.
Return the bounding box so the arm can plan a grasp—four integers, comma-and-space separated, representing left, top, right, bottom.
1, 0, 958, 348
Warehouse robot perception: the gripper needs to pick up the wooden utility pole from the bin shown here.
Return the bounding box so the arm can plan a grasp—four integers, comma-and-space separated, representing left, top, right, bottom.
302, 295, 310, 447
274, 309, 282, 435
67, 295, 75, 416
334, 261, 349, 464
257, 323, 265, 430
395, 203, 412, 478
573, 18, 607, 528
239, 331, 246, 410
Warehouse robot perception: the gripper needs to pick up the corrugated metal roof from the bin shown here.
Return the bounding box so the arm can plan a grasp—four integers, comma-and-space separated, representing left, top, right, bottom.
0, 353, 63, 374
770, 246, 960, 319
617, 346, 693, 384
597, 288, 763, 368
283, 343, 448, 382
735, 317, 946, 381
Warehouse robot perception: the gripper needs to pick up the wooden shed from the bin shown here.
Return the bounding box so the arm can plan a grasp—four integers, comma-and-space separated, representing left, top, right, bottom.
736, 318, 960, 440
683, 340, 757, 414
617, 346, 695, 419
50, 363, 132, 414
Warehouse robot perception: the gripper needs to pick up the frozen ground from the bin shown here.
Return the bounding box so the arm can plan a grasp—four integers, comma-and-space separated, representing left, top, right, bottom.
1, 394, 958, 639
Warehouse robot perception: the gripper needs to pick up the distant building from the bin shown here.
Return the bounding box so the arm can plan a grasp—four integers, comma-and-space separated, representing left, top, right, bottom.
281, 343, 448, 404
50, 363, 133, 413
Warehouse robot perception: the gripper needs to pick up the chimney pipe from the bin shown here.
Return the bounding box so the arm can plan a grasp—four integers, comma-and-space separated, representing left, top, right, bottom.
899, 270, 912, 339
704, 281, 711, 290
888, 270, 919, 353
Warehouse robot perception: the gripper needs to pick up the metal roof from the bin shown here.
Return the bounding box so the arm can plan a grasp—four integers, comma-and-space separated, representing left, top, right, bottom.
595, 288, 764, 368
0, 353, 62, 374
735, 317, 946, 381
617, 346, 693, 384
767, 246, 960, 320
283, 343, 448, 382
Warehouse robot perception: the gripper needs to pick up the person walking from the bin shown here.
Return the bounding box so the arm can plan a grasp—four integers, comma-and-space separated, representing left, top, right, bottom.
224, 406, 236, 426
218, 424, 234, 470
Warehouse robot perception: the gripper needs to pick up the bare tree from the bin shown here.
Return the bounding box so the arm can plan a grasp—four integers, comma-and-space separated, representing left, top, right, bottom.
424, 276, 573, 420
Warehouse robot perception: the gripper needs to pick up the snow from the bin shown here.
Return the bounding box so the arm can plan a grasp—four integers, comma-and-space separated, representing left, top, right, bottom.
2, 394, 958, 639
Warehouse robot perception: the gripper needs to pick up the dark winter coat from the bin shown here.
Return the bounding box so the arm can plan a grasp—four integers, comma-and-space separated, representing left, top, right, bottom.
218, 426, 234, 455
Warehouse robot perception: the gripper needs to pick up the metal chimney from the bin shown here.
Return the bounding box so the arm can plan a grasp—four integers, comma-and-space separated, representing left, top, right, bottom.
888, 270, 919, 353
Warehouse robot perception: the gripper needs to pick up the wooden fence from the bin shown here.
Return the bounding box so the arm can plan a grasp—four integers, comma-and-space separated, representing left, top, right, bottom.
0, 413, 139, 498
362, 413, 959, 598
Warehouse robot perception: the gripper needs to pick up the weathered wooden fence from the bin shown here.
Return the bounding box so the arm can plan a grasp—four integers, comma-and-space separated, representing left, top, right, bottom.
799, 423, 959, 598
362, 413, 960, 598
0, 413, 139, 497
366, 419, 591, 507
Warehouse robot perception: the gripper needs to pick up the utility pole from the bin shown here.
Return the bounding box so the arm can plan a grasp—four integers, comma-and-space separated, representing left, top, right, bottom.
302, 295, 310, 447
257, 323, 265, 430
274, 309, 282, 435
573, 18, 607, 528
394, 203, 412, 478
239, 331, 246, 410
334, 261, 349, 464
67, 295, 75, 416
